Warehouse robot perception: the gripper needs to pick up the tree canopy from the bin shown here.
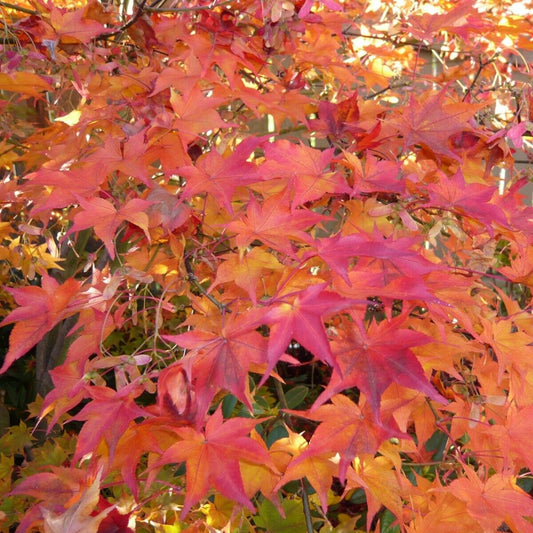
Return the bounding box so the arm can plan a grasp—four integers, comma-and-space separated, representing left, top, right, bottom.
1, 0, 533, 531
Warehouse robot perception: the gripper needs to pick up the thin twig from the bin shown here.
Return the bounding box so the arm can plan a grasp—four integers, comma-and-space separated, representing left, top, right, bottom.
0, 1, 38, 15
97, 0, 150, 39
363, 80, 411, 100
301, 478, 314, 533
183, 254, 231, 313
462, 55, 497, 101
274, 376, 314, 532
145, 0, 233, 12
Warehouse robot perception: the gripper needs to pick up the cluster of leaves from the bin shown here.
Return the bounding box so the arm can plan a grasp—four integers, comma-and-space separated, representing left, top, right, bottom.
1, 0, 533, 531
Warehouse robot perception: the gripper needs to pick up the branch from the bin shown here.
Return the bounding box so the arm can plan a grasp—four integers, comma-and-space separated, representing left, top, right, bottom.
363, 80, 411, 100
97, 0, 150, 39
145, 0, 233, 12
183, 254, 231, 313
343, 27, 479, 59
462, 55, 497, 101
273, 378, 313, 533
0, 1, 38, 15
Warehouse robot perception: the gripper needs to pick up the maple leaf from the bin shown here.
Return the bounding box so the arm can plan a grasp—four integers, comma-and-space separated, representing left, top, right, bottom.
475, 316, 533, 384
240, 429, 282, 504
69, 383, 149, 463
84, 131, 157, 187
111, 418, 180, 499
47, 0, 112, 43
496, 404, 533, 475
162, 309, 267, 423
308, 91, 377, 143
70, 197, 151, 260
261, 140, 350, 207
145, 186, 192, 233
283, 395, 400, 497
210, 247, 284, 304
225, 190, 327, 256
10, 467, 86, 503
41, 468, 113, 533
332, 269, 448, 311
405, 0, 490, 43
394, 89, 487, 159
423, 170, 509, 233
169, 87, 230, 146
25, 168, 105, 213
39, 359, 91, 429
153, 407, 276, 517
498, 242, 533, 286
307, 231, 439, 285
0, 274, 82, 373
9, 466, 106, 533
260, 283, 358, 384
276, 452, 340, 513
314, 314, 446, 419
346, 455, 405, 531
449, 467, 533, 533
342, 151, 404, 195
178, 136, 263, 213
0, 72, 52, 99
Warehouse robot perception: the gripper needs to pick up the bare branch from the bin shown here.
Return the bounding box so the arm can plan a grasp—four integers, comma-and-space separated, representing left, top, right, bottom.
97, 0, 150, 39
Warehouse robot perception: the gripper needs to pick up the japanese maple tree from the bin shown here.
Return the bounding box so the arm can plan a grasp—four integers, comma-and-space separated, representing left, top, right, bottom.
0, 0, 533, 531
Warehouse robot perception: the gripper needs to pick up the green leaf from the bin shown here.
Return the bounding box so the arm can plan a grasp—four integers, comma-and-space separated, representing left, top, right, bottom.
266, 423, 288, 447
254, 498, 309, 533
284, 385, 309, 409
380, 509, 400, 533
222, 393, 238, 418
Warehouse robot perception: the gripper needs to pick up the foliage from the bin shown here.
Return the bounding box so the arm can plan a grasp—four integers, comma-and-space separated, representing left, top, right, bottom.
1, 0, 533, 531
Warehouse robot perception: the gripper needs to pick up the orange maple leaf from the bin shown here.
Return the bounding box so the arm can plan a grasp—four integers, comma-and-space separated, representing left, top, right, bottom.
71, 197, 151, 260
285, 395, 400, 487
153, 407, 276, 517
449, 467, 533, 533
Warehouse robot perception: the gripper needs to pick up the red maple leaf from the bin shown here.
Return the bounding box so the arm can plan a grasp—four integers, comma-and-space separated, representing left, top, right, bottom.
162, 309, 267, 423
178, 136, 263, 213
153, 407, 276, 517
261, 283, 358, 383
310, 91, 364, 139
405, 0, 490, 43
169, 87, 230, 146
261, 140, 350, 206
25, 167, 105, 213
342, 152, 404, 195
423, 169, 509, 233
394, 89, 486, 159
0, 274, 82, 373
69, 383, 149, 463
85, 131, 157, 187
314, 313, 446, 419
47, 0, 111, 44
307, 231, 440, 285
225, 190, 327, 256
